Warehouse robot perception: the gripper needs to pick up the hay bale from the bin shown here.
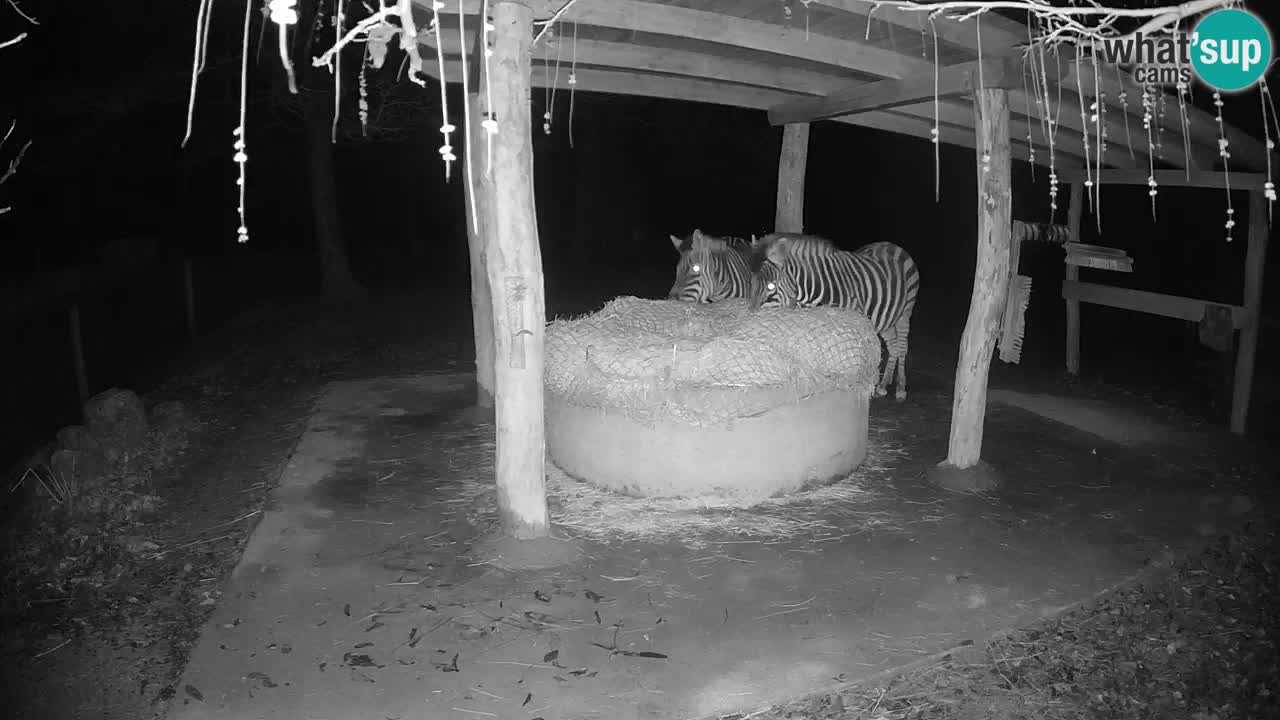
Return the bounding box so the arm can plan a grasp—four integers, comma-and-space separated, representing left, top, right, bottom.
544, 298, 881, 500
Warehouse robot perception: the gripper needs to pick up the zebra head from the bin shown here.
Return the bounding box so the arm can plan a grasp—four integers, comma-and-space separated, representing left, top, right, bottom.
747, 233, 794, 310
667, 229, 749, 303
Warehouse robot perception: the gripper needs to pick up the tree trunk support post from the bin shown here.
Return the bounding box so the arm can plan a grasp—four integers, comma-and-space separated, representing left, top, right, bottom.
1065, 182, 1084, 376
479, 0, 551, 542
929, 87, 1012, 493
1230, 190, 1269, 435
464, 89, 496, 409
775, 123, 810, 233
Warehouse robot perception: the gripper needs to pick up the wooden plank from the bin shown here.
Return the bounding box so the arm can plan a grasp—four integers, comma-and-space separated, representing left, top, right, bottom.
768, 56, 1023, 125
1065, 182, 1084, 375
1065, 255, 1133, 272
945, 86, 1012, 472
1063, 280, 1247, 326
1231, 191, 1270, 435
775, 123, 809, 233
484, 0, 549, 539
1056, 168, 1272, 191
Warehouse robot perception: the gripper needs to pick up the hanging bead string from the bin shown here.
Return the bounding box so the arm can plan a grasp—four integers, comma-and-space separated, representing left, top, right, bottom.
1115, 64, 1134, 164
423, 0, 455, 179
234, 0, 253, 244
1141, 84, 1158, 220
568, 20, 579, 150
929, 15, 940, 201
1022, 14, 1036, 178
1089, 39, 1103, 233
1073, 45, 1093, 211
1260, 77, 1278, 221
182, 0, 214, 148
542, 29, 552, 135
1155, 87, 1167, 161
482, 0, 497, 175
358, 44, 370, 137
268, 0, 299, 94
1171, 25, 1193, 180
459, 0, 478, 235
1213, 91, 1235, 242
332, 0, 344, 144
802, 0, 812, 42
1040, 39, 1061, 214
977, 15, 991, 179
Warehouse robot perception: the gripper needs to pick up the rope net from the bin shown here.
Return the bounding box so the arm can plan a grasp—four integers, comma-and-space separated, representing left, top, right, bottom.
545, 297, 882, 427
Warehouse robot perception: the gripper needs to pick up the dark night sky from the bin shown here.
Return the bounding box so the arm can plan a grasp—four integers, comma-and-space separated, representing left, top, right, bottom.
4, 1, 1276, 300
2, 0, 1279, 466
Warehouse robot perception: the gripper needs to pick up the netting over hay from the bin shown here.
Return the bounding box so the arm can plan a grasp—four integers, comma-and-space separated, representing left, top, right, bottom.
545, 296, 882, 426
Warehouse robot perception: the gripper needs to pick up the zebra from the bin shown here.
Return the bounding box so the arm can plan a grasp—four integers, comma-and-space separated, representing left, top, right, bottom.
667, 228, 754, 303
749, 232, 921, 401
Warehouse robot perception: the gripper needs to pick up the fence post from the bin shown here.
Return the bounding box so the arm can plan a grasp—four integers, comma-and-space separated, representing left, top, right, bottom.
68, 303, 89, 406
183, 258, 198, 340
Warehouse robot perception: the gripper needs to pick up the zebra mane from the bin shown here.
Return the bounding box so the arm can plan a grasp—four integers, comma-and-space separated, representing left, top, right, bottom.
690, 230, 748, 254
754, 232, 843, 267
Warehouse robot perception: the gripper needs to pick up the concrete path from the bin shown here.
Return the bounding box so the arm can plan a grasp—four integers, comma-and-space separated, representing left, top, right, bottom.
167, 374, 1253, 720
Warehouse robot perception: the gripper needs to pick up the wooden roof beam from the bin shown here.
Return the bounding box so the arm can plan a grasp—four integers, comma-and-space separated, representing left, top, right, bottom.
419, 59, 1053, 167
1056, 168, 1271, 191
810, 1, 1027, 56
768, 56, 1025, 125
432, 0, 930, 79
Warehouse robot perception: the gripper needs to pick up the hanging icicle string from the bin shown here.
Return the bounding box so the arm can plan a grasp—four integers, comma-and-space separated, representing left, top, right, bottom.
1115, 64, 1135, 164
234, 0, 253, 244
569, 20, 579, 150
1260, 78, 1278, 222
1141, 84, 1158, 221
332, 0, 344, 144
358, 44, 370, 137
1038, 39, 1061, 214
459, 0, 478, 235
1073, 45, 1093, 211
268, 0, 299, 94
1090, 39, 1102, 233
1213, 91, 1236, 243
482, 0, 497, 175
929, 15, 940, 202
421, 0, 455, 179
182, 0, 214, 148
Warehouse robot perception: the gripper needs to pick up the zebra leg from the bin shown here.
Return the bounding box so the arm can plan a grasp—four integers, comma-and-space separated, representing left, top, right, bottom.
890, 309, 914, 401
874, 332, 894, 397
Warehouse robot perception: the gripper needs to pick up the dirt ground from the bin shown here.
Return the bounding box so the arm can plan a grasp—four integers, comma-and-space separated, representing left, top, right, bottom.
1, 293, 1276, 720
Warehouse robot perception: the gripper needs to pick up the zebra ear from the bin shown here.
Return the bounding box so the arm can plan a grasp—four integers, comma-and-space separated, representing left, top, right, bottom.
670, 234, 684, 252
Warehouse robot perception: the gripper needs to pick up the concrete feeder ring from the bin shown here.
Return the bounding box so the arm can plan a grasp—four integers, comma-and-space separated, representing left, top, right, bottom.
543, 297, 882, 501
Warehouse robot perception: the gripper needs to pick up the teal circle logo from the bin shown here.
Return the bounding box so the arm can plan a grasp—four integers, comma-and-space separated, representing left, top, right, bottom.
1191, 9, 1272, 92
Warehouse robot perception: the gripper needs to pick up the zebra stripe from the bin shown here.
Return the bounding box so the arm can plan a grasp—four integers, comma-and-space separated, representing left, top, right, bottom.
667, 229, 754, 303
749, 233, 921, 401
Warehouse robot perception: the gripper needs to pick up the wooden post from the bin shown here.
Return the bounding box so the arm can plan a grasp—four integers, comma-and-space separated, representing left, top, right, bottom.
481, 0, 550, 539
183, 258, 198, 340
775, 123, 810, 233
1230, 190, 1270, 435
464, 90, 496, 408
68, 303, 89, 406
931, 88, 1011, 491
1065, 182, 1084, 375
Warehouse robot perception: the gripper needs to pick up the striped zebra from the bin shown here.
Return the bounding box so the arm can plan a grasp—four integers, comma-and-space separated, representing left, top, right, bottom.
749, 232, 921, 401
667, 229, 754, 303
